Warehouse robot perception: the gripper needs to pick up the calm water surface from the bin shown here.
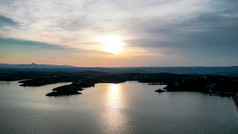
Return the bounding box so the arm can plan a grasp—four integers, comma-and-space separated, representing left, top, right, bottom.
0, 81, 237, 134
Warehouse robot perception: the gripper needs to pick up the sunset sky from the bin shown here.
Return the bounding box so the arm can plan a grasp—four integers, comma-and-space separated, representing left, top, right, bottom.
0, 0, 238, 67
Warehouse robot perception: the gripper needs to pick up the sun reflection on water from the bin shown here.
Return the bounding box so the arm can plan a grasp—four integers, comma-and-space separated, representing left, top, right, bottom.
101, 83, 128, 133
108, 84, 120, 109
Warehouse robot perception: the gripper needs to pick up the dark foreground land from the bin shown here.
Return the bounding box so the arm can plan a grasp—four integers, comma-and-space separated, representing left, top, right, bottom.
0, 67, 238, 97
0, 64, 238, 96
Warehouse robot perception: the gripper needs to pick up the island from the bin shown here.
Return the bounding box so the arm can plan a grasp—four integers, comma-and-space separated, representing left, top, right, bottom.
46, 79, 96, 96
46, 84, 82, 96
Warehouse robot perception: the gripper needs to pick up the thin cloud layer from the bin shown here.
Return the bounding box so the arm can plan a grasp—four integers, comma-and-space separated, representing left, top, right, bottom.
0, 0, 238, 66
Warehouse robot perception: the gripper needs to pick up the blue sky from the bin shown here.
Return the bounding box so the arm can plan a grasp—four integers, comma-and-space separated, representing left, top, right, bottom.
0, 0, 238, 66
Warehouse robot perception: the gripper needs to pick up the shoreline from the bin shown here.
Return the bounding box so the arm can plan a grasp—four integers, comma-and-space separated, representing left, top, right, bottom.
232, 96, 238, 113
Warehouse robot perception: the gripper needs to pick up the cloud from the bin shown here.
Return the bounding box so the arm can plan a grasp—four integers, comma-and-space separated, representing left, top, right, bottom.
0, 0, 238, 66
0, 15, 18, 27
0, 0, 214, 46
0, 37, 71, 50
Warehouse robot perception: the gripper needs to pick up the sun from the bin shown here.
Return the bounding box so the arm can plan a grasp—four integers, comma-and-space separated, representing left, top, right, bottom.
102, 36, 124, 54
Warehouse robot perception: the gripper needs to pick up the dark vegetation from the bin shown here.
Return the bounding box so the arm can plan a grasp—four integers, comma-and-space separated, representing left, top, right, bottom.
46, 85, 82, 96
46, 79, 97, 96
0, 65, 238, 96
164, 75, 238, 93
1, 63, 238, 75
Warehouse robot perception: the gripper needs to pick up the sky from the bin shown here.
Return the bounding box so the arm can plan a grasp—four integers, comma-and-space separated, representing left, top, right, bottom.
0, 0, 238, 67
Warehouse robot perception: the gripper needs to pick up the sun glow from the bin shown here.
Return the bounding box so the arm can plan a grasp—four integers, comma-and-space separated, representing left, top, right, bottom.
102, 36, 124, 54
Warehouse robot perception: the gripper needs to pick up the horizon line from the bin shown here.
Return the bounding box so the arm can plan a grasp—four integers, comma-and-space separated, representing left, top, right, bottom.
0, 63, 238, 68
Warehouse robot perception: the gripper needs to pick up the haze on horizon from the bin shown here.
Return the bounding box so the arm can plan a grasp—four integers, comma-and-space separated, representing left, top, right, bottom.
0, 0, 238, 67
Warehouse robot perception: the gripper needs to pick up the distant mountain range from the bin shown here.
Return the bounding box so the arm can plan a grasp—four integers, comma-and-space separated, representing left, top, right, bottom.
0, 63, 238, 76
0, 63, 75, 69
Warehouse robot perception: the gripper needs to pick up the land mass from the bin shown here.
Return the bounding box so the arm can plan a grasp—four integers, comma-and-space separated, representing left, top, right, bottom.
0, 64, 238, 96
1, 63, 238, 75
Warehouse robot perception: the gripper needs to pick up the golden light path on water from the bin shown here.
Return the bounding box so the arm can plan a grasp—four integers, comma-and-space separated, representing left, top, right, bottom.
101, 83, 128, 133
108, 84, 120, 109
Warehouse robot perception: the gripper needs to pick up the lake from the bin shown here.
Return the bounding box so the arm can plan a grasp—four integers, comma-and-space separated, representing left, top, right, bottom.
0, 81, 237, 134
